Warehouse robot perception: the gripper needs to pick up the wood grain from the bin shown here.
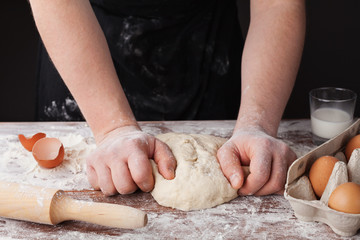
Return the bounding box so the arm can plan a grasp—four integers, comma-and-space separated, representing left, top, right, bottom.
0, 120, 353, 239
0, 182, 147, 229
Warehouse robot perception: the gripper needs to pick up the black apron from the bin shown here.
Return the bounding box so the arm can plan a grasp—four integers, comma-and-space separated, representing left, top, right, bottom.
36, 0, 243, 121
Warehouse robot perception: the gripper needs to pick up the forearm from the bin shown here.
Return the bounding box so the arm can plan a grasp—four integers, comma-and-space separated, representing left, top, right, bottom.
29, 0, 138, 142
236, 0, 306, 136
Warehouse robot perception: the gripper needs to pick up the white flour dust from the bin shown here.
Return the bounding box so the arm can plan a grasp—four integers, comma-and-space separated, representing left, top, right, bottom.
44, 97, 81, 121
0, 121, 340, 239
0, 133, 95, 190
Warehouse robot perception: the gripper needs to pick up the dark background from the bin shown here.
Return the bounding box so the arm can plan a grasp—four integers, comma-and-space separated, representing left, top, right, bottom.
1, 0, 360, 121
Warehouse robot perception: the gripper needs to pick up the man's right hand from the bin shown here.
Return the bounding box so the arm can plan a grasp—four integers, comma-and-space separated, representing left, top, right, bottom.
86, 126, 177, 196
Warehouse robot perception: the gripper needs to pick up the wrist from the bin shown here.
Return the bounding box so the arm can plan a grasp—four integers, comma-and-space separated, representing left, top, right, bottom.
92, 119, 141, 144
235, 110, 279, 137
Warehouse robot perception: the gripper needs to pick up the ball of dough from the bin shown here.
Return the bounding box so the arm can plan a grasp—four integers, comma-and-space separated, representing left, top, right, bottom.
151, 133, 238, 211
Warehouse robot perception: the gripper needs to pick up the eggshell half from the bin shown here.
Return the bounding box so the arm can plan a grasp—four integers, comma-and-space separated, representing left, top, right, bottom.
18, 132, 46, 152
32, 138, 64, 168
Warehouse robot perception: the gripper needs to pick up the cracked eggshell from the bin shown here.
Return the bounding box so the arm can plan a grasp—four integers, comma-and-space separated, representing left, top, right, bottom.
32, 137, 64, 169
285, 119, 360, 237
18, 132, 46, 152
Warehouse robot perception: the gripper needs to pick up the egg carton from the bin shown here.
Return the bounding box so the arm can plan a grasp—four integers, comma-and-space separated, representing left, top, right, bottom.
284, 118, 360, 237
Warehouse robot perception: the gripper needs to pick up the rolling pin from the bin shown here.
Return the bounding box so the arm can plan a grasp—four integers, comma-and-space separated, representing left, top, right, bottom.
0, 181, 147, 229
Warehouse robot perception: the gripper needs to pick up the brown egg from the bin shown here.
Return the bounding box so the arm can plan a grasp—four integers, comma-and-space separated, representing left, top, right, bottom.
328, 182, 360, 214
309, 156, 339, 198
18, 132, 46, 152
32, 138, 64, 169
345, 134, 360, 160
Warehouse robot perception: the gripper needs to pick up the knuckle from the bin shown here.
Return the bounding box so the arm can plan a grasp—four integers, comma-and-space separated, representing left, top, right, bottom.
86, 154, 97, 165
276, 141, 294, 158
221, 158, 239, 174
128, 154, 148, 168
87, 148, 116, 165
128, 135, 150, 148
217, 146, 237, 164
155, 146, 175, 164
279, 143, 290, 156
86, 164, 93, 173
216, 146, 227, 159
259, 137, 272, 147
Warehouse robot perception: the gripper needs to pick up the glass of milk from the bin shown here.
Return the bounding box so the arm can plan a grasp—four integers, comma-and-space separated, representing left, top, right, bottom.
310, 87, 357, 145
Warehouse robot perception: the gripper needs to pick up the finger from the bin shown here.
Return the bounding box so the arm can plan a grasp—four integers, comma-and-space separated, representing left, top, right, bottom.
255, 146, 297, 196
253, 154, 287, 196
238, 147, 272, 195
110, 159, 137, 194
217, 142, 244, 189
153, 139, 177, 180
128, 150, 154, 192
86, 164, 100, 190
96, 164, 117, 196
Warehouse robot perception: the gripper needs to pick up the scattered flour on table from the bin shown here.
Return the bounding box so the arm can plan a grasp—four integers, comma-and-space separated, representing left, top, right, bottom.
0, 133, 96, 190
117, 196, 331, 240
0, 121, 327, 240
278, 120, 315, 158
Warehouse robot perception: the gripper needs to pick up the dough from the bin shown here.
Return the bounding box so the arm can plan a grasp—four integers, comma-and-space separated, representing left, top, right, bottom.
150, 132, 238, 211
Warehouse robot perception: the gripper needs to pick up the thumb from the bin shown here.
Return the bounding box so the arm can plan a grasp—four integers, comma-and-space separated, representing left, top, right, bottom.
217, 142, 244, 189
153, 139, 177, 180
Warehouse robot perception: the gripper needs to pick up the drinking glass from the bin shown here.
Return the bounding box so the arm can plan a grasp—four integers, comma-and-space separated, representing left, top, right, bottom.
309, 87, 357, 145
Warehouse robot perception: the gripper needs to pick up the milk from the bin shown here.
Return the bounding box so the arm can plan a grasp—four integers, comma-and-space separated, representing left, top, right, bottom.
311, 107, 353, 139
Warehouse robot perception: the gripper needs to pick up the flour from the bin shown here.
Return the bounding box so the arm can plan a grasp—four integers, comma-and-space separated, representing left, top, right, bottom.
0, 133, 95, 190
0, 121, 329, 239
278, 120, 315, 158
43, 97, 82, 121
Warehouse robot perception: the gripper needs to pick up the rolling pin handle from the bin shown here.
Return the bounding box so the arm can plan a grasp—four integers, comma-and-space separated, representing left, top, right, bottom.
51, 193, 148, 229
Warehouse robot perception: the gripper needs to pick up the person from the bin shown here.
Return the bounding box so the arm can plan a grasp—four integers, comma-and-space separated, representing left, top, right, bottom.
28, 0, 306, 196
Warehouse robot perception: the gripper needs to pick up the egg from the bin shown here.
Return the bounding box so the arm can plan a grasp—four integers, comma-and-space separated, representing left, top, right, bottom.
309, 156, 339, 198
18, 132, 46, 152
32, 137, 64, 168
345, 134, 360, 160
328, 182, 360, 214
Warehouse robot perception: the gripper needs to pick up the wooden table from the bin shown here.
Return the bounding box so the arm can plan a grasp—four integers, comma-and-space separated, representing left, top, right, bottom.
0, 120, 353, 239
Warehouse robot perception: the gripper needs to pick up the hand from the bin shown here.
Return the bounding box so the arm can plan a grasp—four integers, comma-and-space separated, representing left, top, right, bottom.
86, 126, 176, 196
217, 126, 297, 196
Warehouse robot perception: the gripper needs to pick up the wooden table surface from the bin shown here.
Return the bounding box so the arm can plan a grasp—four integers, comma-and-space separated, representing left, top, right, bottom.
0, 120, 355, 239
